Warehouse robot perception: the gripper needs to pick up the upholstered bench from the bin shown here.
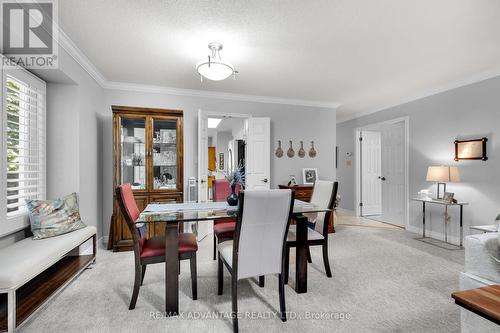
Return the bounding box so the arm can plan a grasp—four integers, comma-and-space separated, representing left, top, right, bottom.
0, 226, 96, 333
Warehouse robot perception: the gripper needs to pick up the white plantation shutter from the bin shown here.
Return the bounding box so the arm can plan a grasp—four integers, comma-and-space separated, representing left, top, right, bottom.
1, 64, 46, 235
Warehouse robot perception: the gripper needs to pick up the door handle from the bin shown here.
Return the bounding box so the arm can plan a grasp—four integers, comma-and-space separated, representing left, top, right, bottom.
378, 176, 386, 181
200, 179, 206, 184
262, 178, 268, 183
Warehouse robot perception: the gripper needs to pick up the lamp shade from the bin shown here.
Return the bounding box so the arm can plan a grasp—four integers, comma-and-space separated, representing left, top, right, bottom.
426, 166, 460, 182
196, 61, 234, 81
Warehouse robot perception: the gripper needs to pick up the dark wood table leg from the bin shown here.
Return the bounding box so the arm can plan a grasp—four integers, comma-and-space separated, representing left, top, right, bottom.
295, 214, 308, 294
165, 221, 179, 315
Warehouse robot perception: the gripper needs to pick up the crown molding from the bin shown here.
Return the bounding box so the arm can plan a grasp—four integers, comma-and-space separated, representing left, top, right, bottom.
337, 65, 500, 124
57, 27, 107, 86
103, 81, 340, 109
56, 26, 339, 109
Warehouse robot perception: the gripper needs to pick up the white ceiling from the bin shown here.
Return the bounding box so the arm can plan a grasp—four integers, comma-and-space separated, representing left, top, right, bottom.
59, 0, 500, 121
216, 118, 246, 132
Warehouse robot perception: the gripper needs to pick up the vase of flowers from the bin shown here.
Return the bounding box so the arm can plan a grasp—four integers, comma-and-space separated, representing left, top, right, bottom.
225, 167, 245, 206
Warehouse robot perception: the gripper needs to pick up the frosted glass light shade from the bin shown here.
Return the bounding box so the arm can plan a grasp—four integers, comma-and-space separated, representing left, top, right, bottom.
196, 61, 234, 81
426, 166, 460, 182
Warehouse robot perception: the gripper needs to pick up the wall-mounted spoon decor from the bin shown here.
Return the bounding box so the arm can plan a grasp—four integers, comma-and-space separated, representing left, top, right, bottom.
275, 140, 284, 158
287, 140, 295, 158
298, 141, 306, 158
309, 141, 317, 158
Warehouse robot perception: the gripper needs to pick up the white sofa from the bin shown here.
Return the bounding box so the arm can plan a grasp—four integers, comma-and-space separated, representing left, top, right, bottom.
459, 232, 500, 332
0, 226, 96, 332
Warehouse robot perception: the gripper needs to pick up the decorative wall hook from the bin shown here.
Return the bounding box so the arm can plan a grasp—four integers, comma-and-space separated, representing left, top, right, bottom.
298, 141, 306, 158
287, 140, 295, 158
309, 141, 317, 158
275, 140, 284, 158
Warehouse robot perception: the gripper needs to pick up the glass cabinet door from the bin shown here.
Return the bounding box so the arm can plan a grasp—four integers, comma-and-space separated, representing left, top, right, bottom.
119, 116, 146, 190
151, 117, 179, 191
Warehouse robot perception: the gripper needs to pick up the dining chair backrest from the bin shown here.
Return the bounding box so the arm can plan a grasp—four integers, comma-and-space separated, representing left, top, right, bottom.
233, 189, 294, 280
115, 184, 142, 247
310, 181, 339, 235
213, 179, 241, 202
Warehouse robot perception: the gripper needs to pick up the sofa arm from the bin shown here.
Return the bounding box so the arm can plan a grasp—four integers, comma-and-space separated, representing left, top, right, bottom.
464, 232, 500, 284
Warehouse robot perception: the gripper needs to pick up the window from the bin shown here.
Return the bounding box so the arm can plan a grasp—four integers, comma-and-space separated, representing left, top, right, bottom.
1, 64, 46, 236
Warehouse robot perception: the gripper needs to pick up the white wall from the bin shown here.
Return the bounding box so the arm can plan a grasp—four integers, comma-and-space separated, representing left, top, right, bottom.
44, 48, 104, 239
232, 121, 246, 140
337, 75, 500, 241
101, 89, 337, 238
0, 52, 336, 247
0, 46, 105, 249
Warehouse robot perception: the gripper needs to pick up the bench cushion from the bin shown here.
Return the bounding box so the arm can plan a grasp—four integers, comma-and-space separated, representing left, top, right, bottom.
0, 226, 96, 290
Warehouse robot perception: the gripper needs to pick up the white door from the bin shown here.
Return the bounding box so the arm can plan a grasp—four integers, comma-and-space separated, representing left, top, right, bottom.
361, 131, 382, 216
246, 117, 270, 190
196, 110, 209, 240
197, 110, 208, 202
380, 122, 405, 226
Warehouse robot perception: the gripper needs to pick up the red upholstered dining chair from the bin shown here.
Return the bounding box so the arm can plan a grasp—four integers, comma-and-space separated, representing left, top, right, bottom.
212, 179, 241, 260
115, 184, 198, 310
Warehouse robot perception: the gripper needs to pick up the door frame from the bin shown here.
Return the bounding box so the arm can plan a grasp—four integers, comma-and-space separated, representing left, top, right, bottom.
354, 116, 410, 229
197, 109, 251, 193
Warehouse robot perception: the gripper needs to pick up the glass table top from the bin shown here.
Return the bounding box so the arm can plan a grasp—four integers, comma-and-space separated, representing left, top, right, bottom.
412, 197, 468, 205
136, 200, 331, 223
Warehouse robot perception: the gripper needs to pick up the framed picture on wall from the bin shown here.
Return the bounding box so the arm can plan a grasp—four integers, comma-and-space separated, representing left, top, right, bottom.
302, 168, 318, 185
218, 153, 224, 170
454, 137, 488, 161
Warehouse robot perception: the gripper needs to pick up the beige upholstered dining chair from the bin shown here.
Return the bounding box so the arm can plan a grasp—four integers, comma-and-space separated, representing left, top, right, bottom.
285, 180, 338, 282
217, 189, 295, 333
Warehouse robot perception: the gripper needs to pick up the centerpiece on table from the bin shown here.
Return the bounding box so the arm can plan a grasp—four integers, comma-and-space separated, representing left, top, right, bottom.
225, 166, 245, 206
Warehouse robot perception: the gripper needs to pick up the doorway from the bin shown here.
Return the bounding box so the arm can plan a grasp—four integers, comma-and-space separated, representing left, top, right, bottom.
355, 117, 409, 228
206, 117, 247, 200
197, 110, 271, 241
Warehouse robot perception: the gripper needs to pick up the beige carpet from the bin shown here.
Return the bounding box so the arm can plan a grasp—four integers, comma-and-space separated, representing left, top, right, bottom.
335, 211, 402, 229
20, 222, 464, 333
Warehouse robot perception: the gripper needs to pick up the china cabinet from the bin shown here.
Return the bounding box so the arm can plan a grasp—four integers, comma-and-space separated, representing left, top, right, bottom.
109, 106, 184, 251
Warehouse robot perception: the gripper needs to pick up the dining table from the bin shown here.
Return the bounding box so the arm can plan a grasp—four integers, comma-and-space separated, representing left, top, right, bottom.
137, 199, 330, 315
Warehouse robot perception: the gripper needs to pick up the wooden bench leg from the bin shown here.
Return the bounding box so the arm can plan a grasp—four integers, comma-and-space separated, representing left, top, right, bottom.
8, 290, 15, 333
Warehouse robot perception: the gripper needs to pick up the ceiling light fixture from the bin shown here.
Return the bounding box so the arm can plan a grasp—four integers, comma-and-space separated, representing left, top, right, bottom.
196, 42, 238, 81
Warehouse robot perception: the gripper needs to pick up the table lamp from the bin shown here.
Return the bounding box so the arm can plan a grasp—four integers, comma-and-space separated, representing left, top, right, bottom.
426, 166, 460, 199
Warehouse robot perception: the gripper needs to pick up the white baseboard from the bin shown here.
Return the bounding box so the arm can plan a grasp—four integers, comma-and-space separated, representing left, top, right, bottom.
406, 225, 462, 246
336, 208, 355, 215
80, 236, 103, 255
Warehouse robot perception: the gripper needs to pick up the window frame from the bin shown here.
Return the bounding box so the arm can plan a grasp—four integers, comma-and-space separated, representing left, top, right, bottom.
0, 62, 46, 237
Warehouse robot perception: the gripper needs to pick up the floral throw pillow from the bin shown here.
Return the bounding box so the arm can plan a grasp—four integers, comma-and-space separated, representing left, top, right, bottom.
26, 193, 86, 239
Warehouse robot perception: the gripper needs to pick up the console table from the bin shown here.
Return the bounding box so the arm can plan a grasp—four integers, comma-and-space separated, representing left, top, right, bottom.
412, 198, 468, 247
